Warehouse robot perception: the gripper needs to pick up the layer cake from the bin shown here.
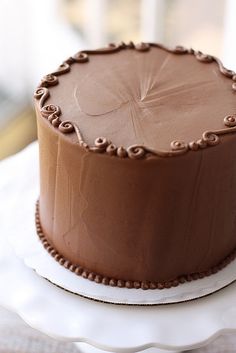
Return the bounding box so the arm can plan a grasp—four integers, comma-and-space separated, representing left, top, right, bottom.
34, 42, 236, 290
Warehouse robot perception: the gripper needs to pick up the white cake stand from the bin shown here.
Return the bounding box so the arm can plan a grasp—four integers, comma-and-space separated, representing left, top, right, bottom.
1, 143, 236, 353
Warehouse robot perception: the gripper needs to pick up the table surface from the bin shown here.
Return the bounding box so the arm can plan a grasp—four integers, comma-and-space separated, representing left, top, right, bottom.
1, 142, 236, 353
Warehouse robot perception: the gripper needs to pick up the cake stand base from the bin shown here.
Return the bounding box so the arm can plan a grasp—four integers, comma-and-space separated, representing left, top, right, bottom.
74, 342, 182, 353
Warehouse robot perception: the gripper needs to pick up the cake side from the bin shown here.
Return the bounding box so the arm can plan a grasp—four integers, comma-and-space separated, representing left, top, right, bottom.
35, 106, 236, 289
34, 42, 236, 289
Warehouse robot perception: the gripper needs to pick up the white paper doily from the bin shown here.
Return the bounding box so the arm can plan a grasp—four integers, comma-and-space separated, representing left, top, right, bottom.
4, 142, 236, 305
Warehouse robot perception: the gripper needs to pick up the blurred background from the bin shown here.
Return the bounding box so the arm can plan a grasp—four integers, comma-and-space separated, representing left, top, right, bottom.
0, 0, 236, 160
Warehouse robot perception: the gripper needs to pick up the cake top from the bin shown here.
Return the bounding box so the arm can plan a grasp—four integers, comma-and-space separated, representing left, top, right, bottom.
35, 42, 236, 159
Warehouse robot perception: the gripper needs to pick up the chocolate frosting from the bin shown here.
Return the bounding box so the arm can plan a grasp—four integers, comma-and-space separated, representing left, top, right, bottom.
34, 42, 236, 289
35, 200, 236, 290
35, 42, 236, 159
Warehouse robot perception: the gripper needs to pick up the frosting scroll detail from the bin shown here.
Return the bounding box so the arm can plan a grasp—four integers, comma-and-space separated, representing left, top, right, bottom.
58, 121, 74, 134
73, 52, 89, 63
40, 63, 71, 87
117, 147, 128, 158
194, 51, 213, 63
41, 74, 58, 87
34, 87, 49, 109
95, 137, 110, 149
40, 104, 61, 128
127, 145, 146, 159
51, 62, 70, 75
106, 144, 117, 156
202, 131, 220, 146
41, 104, 61, 118
171, 141, 188, 151
213, 57, 235, 78
224, 115, 236, 127
172, 45, 188, 54
135, 42, 150, 52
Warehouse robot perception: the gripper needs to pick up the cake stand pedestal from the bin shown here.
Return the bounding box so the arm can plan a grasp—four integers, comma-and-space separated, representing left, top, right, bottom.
2, 143, 236, 353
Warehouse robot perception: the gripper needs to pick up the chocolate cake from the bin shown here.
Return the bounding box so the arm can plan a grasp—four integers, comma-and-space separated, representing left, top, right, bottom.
34, 42, 236, 290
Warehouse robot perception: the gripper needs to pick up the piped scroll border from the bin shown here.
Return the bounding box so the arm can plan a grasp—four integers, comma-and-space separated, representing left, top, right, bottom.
34, 42, 236, 160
